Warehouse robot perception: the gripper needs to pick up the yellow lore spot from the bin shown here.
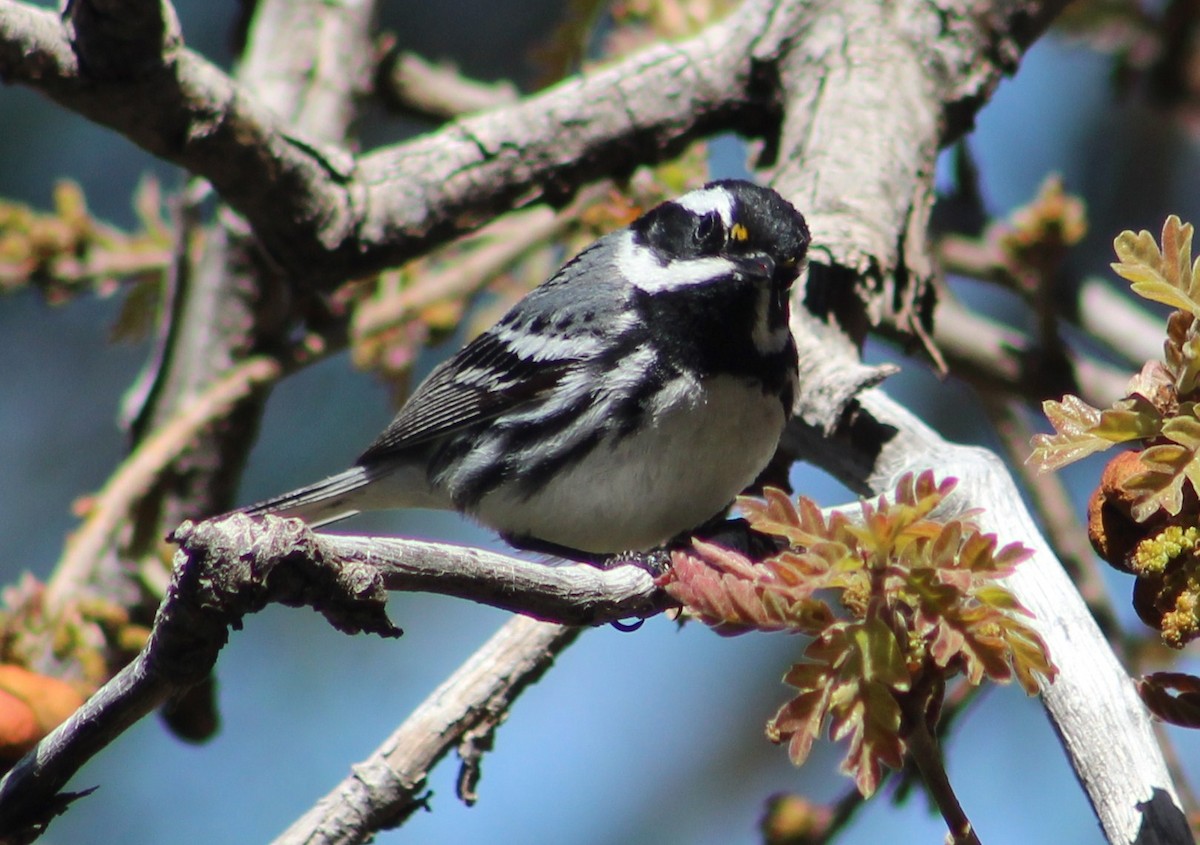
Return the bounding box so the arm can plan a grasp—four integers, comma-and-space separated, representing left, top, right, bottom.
730, 223, 749, 242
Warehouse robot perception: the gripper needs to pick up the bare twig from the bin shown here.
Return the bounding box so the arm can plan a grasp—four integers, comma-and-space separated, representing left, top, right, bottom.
273, 615, 579, 845
904, 700, 980, 845
376, 49, 519, 119
351, 203, 572, 342
44, 357, 282, 614
1077, 277, 1166, 367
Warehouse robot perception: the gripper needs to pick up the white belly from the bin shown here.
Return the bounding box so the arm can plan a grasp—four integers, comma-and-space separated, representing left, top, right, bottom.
470, 375, 787, 553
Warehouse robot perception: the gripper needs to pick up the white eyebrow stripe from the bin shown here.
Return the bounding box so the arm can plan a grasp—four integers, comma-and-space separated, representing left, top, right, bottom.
675, 187, 735, 227
615, 230, 736, 293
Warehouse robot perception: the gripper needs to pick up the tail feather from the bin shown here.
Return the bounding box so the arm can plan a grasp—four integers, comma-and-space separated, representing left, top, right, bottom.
237, 466, 379, 528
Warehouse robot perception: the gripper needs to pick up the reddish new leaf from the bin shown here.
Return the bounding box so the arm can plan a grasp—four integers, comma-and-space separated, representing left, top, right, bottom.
664, 542, 834, 636
836, 680, 905, 797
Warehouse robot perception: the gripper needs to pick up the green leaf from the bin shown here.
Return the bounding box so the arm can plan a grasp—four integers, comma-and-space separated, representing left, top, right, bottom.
1163, 413, 1200, 448
972, 584, 1026, 612
1113, 216, 1200, 317
1112, 227, 1162, 277
1126, 442, 1197, 521
1161, 214, 1198, 301
1129, 280, 1200, 315
1006, 624, 1057, 694
1175, 335, 1200, 395
854, 617, 911, 690
1030, 394, 1163, 471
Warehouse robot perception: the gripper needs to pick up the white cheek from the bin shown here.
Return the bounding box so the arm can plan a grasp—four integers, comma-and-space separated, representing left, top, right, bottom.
616, 232, 736, 294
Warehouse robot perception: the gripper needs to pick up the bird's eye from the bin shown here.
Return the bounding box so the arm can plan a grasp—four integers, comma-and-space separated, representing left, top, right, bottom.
693, 212, 723, 252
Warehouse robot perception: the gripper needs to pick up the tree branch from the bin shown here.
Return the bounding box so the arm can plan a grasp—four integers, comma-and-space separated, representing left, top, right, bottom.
273, 615, 580, 845
43, 357, 281, 615
0, 514, 664, 837
706, 7, 1189, 835
376, 49, 519, 119
0, 0, 780, 282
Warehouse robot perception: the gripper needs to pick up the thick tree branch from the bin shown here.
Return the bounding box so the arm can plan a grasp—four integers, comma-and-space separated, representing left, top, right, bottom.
744, 3, 1183, 841
0, 0, 780, 282
0, 515, 663, 837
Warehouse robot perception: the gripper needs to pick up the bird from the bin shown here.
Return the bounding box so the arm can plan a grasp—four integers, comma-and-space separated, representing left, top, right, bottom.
237, 179, 810, 560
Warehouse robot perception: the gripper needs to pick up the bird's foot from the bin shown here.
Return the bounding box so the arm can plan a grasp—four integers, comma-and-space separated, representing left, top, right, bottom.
501, 533, 673, 575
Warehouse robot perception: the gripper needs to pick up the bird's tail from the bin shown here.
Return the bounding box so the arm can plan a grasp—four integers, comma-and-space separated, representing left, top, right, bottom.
236, 465, 381, 528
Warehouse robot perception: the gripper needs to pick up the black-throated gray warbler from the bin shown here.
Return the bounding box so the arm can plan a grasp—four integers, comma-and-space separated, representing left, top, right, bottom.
240, 180, 810, 557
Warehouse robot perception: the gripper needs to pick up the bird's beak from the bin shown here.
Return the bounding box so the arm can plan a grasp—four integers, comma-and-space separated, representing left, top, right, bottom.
731, 253, 776, 283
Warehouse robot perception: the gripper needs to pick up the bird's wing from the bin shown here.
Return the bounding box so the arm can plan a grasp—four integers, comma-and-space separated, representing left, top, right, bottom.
357, 235, 628, 464
356, 327, 576, 463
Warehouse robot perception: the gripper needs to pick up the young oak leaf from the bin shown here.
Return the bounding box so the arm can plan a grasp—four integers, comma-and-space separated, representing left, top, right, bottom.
679, 472, 1053, 799
1124, 446, 1195, 521
837, 679, 906, 797
1163, 214, 1199, 300
904, 532, 1051, 692
1162, 313, 1200, 397
770, 620, 908, 797
1174, 333, 1200, 396
738, 486, 831, 548
1003, 623, 1058, 695
942, 607, 1019, 685
824, 620, 908, 796
1030, 394, 1163, 471
955, 530, 1032, 577
1112, 215, 1200, 317
1118, 412, 1200, 521
769, 663, 834, 767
